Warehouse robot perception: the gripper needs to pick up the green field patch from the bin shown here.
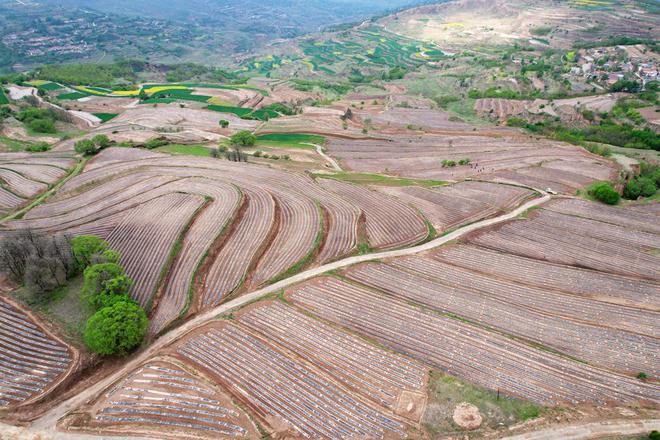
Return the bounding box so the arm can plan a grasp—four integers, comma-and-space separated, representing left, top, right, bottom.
313, 171, 446, 187
37, 82, 64, 91
93, 113, 119, 122
0, 88, 8, 105
155, 144, 213, 157
0, 135, 47, 152
148, 88, 212, 103
257, 133, 326, 144
56, 92, 87, 100
140, 97, 177, 104
205, 105, 278, 121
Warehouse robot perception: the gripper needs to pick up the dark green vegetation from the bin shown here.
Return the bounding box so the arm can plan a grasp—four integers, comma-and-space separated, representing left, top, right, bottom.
423, 370, 540, 436
73, 235, 149, 356
255, 133, 325, 149
230, 131, 257, 147
244, 25, 446, 82
93, 113, 118, 123
587, 182, 620, 205
74, 135, 111, 156
623, 162, 660, 200
0, 87, 8, 104
15, 108, 57, 133
83, 300, 149, 356
206, 105, 279, 121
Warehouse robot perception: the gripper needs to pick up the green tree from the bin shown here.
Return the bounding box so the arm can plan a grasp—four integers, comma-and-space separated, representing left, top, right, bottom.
588, 182, 620, 205
219, 119, 229, 128
83, 300, 148, 356
29, 119, 56, 133
623, 178, 642, 200
82, 263, 124, 309
74, 139, 98, 156
637, 176, 657, 198
91, 134, 111, 149
229, 130, 257, 147
71, 235, 109, 269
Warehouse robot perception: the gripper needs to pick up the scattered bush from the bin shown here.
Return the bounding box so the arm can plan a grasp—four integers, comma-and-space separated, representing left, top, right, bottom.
253, 150, 263, 157
441, 159, 457, 167
83, 300, 148, 356
229, 130, 256, 147
637, 372, 648, 381
25, 142, 50, 152
587, 182, 620, 205
458, 158, 471, 165
28, 118, 56, 133
219, 119, 229, 128
144, 138, 168, 149
649, 430, 659, 440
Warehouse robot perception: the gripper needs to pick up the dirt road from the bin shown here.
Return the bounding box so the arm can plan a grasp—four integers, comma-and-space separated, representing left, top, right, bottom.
502, 418, 660, 439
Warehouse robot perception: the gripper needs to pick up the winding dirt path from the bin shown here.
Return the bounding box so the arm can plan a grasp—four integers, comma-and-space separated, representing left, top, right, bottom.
303, 142, 343, 171
23, 191, 550, 437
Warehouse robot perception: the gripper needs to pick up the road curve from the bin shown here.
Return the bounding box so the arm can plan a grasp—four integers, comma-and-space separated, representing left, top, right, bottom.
502, 418, 660, 439
304, 142, 343, 171
27, 191, 550, 436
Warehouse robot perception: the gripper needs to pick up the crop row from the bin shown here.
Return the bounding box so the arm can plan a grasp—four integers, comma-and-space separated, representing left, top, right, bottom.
344, 260, 658, 374
0, 298, 74, 408
176, 322, 408, 439
471, 208, 658, 279
237, 301, 427, 411
74, 360, 256, 438
287, 277, 659, 405
380, 181, 533, 231
433, 244, 660, 310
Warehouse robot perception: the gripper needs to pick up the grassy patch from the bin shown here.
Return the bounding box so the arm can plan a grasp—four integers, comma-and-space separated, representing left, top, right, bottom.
93, 113, 118, 122
10, 275, 90, 342
423, 369, 542, 437
155, 144, 213, 157
314, 172, 446, 187
0, 135, 46, 152
0, 88, 9, 104
257, 133, 325, 145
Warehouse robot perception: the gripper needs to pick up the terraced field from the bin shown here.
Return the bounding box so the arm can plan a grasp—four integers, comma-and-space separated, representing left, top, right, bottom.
175, 321, 412, 438
0, 297, 76, 409
0, 153, 77, 216
63, 360, 259, 439
2, 148, 431, 334
470, 200, 660, 279
287, 276, 659, 405
326, 133, 616, 193
378, 181, 534, 232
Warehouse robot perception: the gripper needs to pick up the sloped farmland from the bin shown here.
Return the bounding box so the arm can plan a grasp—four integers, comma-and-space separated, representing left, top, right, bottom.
174, 321, 412, 439
2, 148, 431, 334
287, 277, 659, 406
0, 152, 77, 216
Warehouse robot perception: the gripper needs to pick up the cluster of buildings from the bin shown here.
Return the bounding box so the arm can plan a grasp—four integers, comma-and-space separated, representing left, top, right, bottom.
568, 44, 658, 88
2, 31, 91, 57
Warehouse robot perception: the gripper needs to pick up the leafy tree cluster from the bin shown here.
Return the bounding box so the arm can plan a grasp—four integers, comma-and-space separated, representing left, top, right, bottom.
15, 107, 57, 134
623, 162, 660, 200
229, 130, 256, 147
0, 231, 75, 293
72, 236, 148, 356
74, 134, 111, 156
587, 182, 620, 205
507, 117, 659, 151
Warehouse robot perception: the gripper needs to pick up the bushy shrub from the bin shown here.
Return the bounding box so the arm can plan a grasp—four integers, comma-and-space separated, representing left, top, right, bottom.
588, 182, 620, 205
81, 263, 125, 309
25, 142, 50, 152
29, 118, 56, 133
230, 130, 256, 147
